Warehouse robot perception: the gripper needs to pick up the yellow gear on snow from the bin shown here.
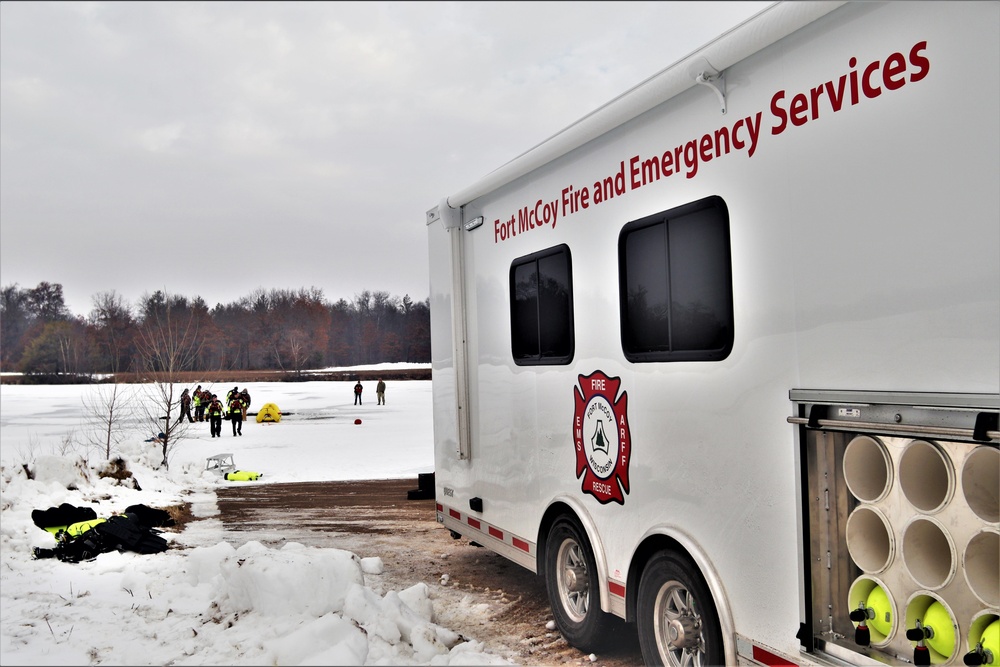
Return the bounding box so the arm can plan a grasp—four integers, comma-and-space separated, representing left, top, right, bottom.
224, 470, 262, 481
255, 403, 281, 423
55, 517, 108, 539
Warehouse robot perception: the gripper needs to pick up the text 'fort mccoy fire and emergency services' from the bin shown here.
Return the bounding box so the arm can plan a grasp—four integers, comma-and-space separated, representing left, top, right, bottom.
493, 39, 929, 244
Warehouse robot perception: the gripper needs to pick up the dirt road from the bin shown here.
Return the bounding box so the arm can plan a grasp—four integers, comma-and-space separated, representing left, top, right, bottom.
215, 478, 644, 666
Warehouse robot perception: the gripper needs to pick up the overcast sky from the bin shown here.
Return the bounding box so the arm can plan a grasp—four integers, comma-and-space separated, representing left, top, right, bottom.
1, 1, 771, 318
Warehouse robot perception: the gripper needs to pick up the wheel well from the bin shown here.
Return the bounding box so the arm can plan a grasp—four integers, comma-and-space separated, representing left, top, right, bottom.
537, 507, 710, 627
536, 501, 577, 579
626, 534, 692, 623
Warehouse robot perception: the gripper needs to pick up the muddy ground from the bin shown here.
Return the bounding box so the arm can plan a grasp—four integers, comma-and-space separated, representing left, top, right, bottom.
215, 478, 644, 666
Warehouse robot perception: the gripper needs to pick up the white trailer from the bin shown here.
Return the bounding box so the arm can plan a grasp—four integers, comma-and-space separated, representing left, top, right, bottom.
426, 2, 999, 665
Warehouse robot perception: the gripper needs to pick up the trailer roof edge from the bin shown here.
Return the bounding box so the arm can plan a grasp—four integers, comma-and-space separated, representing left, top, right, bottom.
444, 0, 847, 212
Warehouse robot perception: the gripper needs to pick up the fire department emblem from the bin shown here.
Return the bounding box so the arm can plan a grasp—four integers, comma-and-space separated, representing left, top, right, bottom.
573, 371, 631, 505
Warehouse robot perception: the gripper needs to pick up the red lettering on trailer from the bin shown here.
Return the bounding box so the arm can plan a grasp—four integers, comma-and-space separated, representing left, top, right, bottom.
626, 110, 763, 186
771, 40, 929, 135
560, 184, 590, 216
494, 215, 516, 242
489, 40, 932, 246
516, 198, 560, 234
592, 162, 627, 205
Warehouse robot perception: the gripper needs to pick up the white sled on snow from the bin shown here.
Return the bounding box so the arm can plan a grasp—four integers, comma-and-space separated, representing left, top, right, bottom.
205, 453, 236, 475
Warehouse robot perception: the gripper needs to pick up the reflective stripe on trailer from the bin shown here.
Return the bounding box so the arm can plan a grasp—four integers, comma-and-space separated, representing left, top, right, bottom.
736, 635, 807, 666
752, 646, 798, 666
437, 503, 534, 556
438, 503, 629, 614
607, 579, 626, 618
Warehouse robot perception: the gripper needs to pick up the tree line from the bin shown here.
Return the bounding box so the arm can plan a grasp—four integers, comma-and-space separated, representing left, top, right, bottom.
1, 281, 430, 380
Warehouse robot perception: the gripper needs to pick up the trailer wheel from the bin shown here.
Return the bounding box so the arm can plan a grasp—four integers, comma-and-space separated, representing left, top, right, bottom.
544, 519, 618, 652
637, 551, 723, 667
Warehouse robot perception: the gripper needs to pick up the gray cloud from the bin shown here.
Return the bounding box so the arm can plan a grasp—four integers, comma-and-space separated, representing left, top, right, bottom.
1, 1, 770, 316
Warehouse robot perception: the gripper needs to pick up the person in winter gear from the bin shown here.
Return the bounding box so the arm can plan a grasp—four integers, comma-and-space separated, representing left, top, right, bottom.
354, 380, 363, 405
226, 386, 240, 405
376, 379, 386, 405
238, 388, 251, 421
193, 385, 205, 421
228, 394, 244, 436
177, 388, 195, 424
207, 394, 224, 438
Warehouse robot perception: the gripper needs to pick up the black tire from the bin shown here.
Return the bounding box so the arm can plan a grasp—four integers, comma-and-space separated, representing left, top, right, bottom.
636, 551, 724, 667
544, 519, 621, 652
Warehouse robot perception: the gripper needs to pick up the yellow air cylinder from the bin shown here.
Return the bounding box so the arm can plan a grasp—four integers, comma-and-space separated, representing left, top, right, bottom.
923, 601, 955, 658
979, 619, 999, 664
866, 584, 893, 636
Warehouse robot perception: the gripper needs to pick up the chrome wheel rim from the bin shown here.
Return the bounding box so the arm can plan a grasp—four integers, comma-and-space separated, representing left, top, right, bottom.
556, 537, 590, 622
653, 579, 706, 667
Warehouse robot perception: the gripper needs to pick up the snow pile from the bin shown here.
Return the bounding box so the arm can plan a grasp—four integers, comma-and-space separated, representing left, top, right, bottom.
1, 379, 512, 665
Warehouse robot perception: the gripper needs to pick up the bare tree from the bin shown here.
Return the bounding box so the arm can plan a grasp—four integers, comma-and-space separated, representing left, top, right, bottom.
273, 328, 309, 375
133, 291, 204, 468
88, 290, 136, 373
81, 381, 136, 461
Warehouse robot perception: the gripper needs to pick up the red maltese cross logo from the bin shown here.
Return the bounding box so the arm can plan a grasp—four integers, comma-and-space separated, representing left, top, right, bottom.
572, 370, 631, 505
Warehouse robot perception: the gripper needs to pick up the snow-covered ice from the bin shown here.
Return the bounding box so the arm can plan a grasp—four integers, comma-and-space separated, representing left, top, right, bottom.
1, 368, 513, 665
